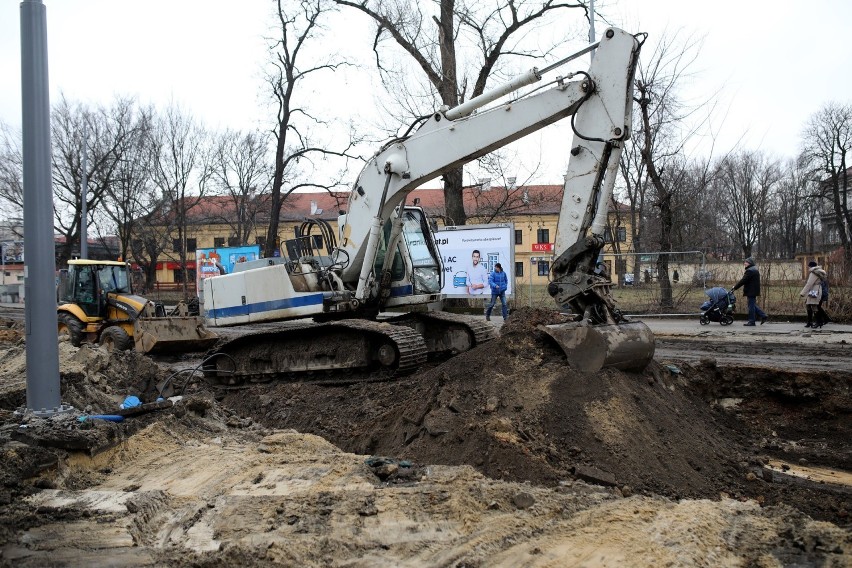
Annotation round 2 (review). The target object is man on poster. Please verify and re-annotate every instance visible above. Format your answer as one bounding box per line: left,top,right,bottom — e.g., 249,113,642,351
466,249,489,295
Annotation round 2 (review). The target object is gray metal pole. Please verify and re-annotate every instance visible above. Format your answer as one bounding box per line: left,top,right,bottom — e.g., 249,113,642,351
588,0,597,60
80,124,88,259
20,0,71,416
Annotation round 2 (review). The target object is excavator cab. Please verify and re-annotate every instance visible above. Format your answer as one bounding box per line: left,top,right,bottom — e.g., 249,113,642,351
373,207,443,299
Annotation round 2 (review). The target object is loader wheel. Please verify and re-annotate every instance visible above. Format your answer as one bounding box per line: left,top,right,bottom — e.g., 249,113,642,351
99,326,133,352
58,313,84,347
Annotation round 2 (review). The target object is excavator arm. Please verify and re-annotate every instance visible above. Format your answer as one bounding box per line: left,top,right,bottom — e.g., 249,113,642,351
336,27,652,372
338,28,642,308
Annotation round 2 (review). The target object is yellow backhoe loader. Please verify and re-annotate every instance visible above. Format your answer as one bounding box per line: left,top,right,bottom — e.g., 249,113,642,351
57,259,217,353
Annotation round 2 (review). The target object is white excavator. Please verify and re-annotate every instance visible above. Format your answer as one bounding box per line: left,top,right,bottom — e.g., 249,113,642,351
201,27,654,383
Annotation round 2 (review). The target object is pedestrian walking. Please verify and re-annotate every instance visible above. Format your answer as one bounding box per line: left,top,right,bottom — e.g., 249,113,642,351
485,263,509,321
800,261,828,328
731,257,768,326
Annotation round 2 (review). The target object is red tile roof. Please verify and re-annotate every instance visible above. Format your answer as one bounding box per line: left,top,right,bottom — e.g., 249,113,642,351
176,185,626,224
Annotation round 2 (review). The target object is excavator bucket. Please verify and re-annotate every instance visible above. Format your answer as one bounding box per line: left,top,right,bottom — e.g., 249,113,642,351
133,316,218,354
539,321,655,373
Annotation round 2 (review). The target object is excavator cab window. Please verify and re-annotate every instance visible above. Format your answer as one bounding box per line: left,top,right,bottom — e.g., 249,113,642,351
400,208,442,294
374,220,407,281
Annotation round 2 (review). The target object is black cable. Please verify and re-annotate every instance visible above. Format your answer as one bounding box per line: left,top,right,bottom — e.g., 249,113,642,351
156,352,237,398
568,71,609,143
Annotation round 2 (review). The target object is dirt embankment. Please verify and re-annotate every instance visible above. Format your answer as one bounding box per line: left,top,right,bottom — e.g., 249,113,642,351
221,308,851,526
0,312,849,566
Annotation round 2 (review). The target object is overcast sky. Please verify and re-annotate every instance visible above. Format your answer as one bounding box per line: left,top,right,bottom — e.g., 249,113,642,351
1,1,851,185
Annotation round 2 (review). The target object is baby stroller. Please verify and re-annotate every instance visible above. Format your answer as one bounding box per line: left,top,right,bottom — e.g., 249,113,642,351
700,286,735,325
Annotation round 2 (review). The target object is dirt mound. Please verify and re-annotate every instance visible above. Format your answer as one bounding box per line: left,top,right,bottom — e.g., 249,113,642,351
0,316,849,563
225,320,740,499
219,308,850,525
499,305,574,334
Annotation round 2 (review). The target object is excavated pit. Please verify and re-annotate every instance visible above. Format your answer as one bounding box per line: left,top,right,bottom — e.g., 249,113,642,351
217,307,852,526
0,311,850,566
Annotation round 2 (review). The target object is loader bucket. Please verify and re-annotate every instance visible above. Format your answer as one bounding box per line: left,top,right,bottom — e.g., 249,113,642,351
540,320,655,373
133,316,218,354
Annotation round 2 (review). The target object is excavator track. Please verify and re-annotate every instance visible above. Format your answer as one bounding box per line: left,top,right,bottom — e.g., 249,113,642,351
202,320,427,386
382,311,498,358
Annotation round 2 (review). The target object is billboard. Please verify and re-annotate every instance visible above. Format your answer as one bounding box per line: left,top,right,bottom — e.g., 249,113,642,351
434,223,514,298
195,245,261,294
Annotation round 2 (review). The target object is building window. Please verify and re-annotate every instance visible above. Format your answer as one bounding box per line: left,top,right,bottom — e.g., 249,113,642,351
536,228,549,243
604,226,626,243
172,238,197,252
214,237,225,248
228,236,240,247
515,230,523,245
537,260,550,276
515,262,524,277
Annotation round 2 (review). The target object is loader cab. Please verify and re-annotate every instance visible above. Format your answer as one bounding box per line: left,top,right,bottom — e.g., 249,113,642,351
60,260,131,318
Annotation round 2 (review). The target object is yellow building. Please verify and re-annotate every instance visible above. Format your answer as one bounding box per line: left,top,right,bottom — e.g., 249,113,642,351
134,185,635,289
135,193,345,289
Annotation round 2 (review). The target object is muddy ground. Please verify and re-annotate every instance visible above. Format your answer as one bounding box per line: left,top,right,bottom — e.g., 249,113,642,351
0,309,849,566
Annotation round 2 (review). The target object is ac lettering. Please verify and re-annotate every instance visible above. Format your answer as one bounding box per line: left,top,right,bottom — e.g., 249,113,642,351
443,256,456,263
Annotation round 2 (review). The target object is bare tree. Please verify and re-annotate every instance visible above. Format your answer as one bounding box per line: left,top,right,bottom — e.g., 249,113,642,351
51,96,146,264
0,122,24,222
150,104,213,296
333,0,588,226
211,129,273,246
264,0,359,258
618,131,649,275
129,205,174,293
770,156,813,258
627,31,712,306
802,101,852,263
96,98,155,260
715,150,780,258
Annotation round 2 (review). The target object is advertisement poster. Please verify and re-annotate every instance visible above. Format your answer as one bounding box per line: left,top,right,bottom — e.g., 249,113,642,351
195,245,261,294
433,223,514,299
